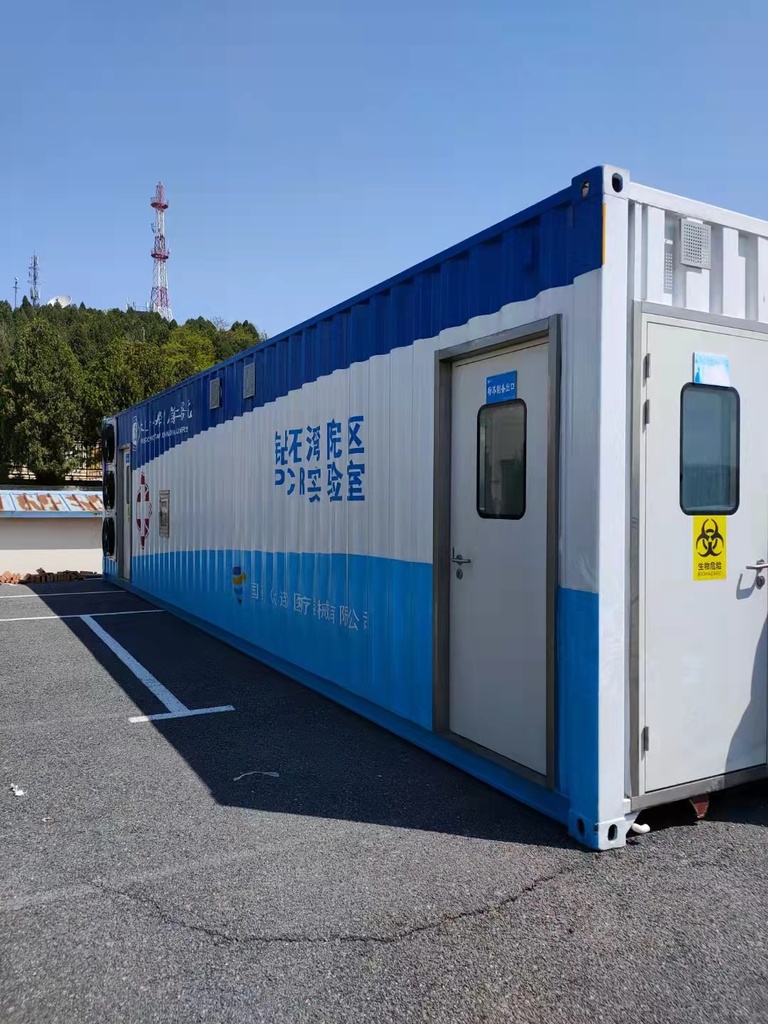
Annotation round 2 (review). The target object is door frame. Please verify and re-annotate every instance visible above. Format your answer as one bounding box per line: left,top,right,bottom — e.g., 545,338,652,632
118,445,132,581
432,315,562,788
629,302,768,810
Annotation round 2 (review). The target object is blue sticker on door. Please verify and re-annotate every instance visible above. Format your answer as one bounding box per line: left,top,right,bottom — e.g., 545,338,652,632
486,370,517,404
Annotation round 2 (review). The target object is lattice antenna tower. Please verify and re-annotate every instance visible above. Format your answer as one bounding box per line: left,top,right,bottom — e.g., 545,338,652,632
28,254,40,306
149,182,172,321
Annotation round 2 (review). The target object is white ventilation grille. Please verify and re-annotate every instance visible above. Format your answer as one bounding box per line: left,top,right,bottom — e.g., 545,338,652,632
664,239,675,294
209,377,222,410
243,362,256,399
680,219,712,269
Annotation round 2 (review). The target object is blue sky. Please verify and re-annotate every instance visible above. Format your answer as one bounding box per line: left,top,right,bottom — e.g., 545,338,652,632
0,0,765,336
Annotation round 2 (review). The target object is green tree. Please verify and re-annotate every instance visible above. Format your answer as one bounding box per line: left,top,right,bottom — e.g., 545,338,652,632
162,326,216,382
213,319,266,362
0,300,266,481
0,318,84,484
182,316,218,340
0,301,13,376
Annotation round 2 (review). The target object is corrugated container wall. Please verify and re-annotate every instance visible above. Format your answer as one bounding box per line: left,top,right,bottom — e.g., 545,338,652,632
104,165,768,849
107,167,603,734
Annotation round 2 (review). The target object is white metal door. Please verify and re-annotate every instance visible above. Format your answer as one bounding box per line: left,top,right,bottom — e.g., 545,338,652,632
449,340,549,775
642,318,768,792
119,448,131,580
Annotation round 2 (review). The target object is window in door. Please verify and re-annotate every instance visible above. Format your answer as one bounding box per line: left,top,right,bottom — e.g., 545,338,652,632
477,400,527,520
680,384,740,515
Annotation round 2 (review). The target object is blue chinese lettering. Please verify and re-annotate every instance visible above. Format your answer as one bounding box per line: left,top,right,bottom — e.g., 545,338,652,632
326,420,343,460
287,428,303,463
327,461,343,502
275,467,297,493
307,467,322,502
275,431,288,466
348,416,365,455
277,416,367,501
306,426,321,462
347,461,365,501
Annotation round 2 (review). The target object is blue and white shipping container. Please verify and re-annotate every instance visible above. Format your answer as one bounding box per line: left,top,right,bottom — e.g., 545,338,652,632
101,166,768,849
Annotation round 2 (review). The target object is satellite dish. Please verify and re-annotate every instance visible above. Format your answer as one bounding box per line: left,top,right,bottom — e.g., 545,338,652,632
46,295,72,308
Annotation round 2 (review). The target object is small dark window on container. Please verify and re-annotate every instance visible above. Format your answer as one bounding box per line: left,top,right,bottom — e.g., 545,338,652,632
477,400,527,519
680,383,740,515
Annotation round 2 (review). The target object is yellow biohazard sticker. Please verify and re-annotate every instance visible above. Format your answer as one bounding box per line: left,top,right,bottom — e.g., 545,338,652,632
693,516,727,581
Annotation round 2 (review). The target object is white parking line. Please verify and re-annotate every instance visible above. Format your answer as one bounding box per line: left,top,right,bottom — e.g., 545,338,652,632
0,609,164,623
0,589,120,600
82,615,188,713
128,706,236,723
81,615,235,724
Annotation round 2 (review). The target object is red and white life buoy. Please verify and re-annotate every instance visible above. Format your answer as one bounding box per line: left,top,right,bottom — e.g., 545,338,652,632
135,472,152,549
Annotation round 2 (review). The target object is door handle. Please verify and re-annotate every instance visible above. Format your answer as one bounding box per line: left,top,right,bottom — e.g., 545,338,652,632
746,560,768,589
451,552,472,566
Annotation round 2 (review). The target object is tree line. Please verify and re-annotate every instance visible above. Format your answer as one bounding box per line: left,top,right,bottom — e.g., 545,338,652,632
0,298,266,484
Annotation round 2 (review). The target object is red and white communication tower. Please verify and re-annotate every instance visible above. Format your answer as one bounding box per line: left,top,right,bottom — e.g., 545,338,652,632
149,182,172,321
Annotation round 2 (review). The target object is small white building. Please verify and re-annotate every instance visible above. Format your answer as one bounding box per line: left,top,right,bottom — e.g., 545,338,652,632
0,489,103,576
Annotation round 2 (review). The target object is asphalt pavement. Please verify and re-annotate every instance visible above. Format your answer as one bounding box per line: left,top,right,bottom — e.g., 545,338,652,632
1,581,767,1023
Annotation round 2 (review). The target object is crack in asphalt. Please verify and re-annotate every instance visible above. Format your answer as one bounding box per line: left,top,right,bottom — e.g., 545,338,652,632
92,866,574,947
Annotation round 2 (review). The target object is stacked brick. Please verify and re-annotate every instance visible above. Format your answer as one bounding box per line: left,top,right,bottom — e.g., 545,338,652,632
0,569,101,585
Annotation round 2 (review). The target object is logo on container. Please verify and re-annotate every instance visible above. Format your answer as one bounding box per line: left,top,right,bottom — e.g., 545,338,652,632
232,566,247,604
